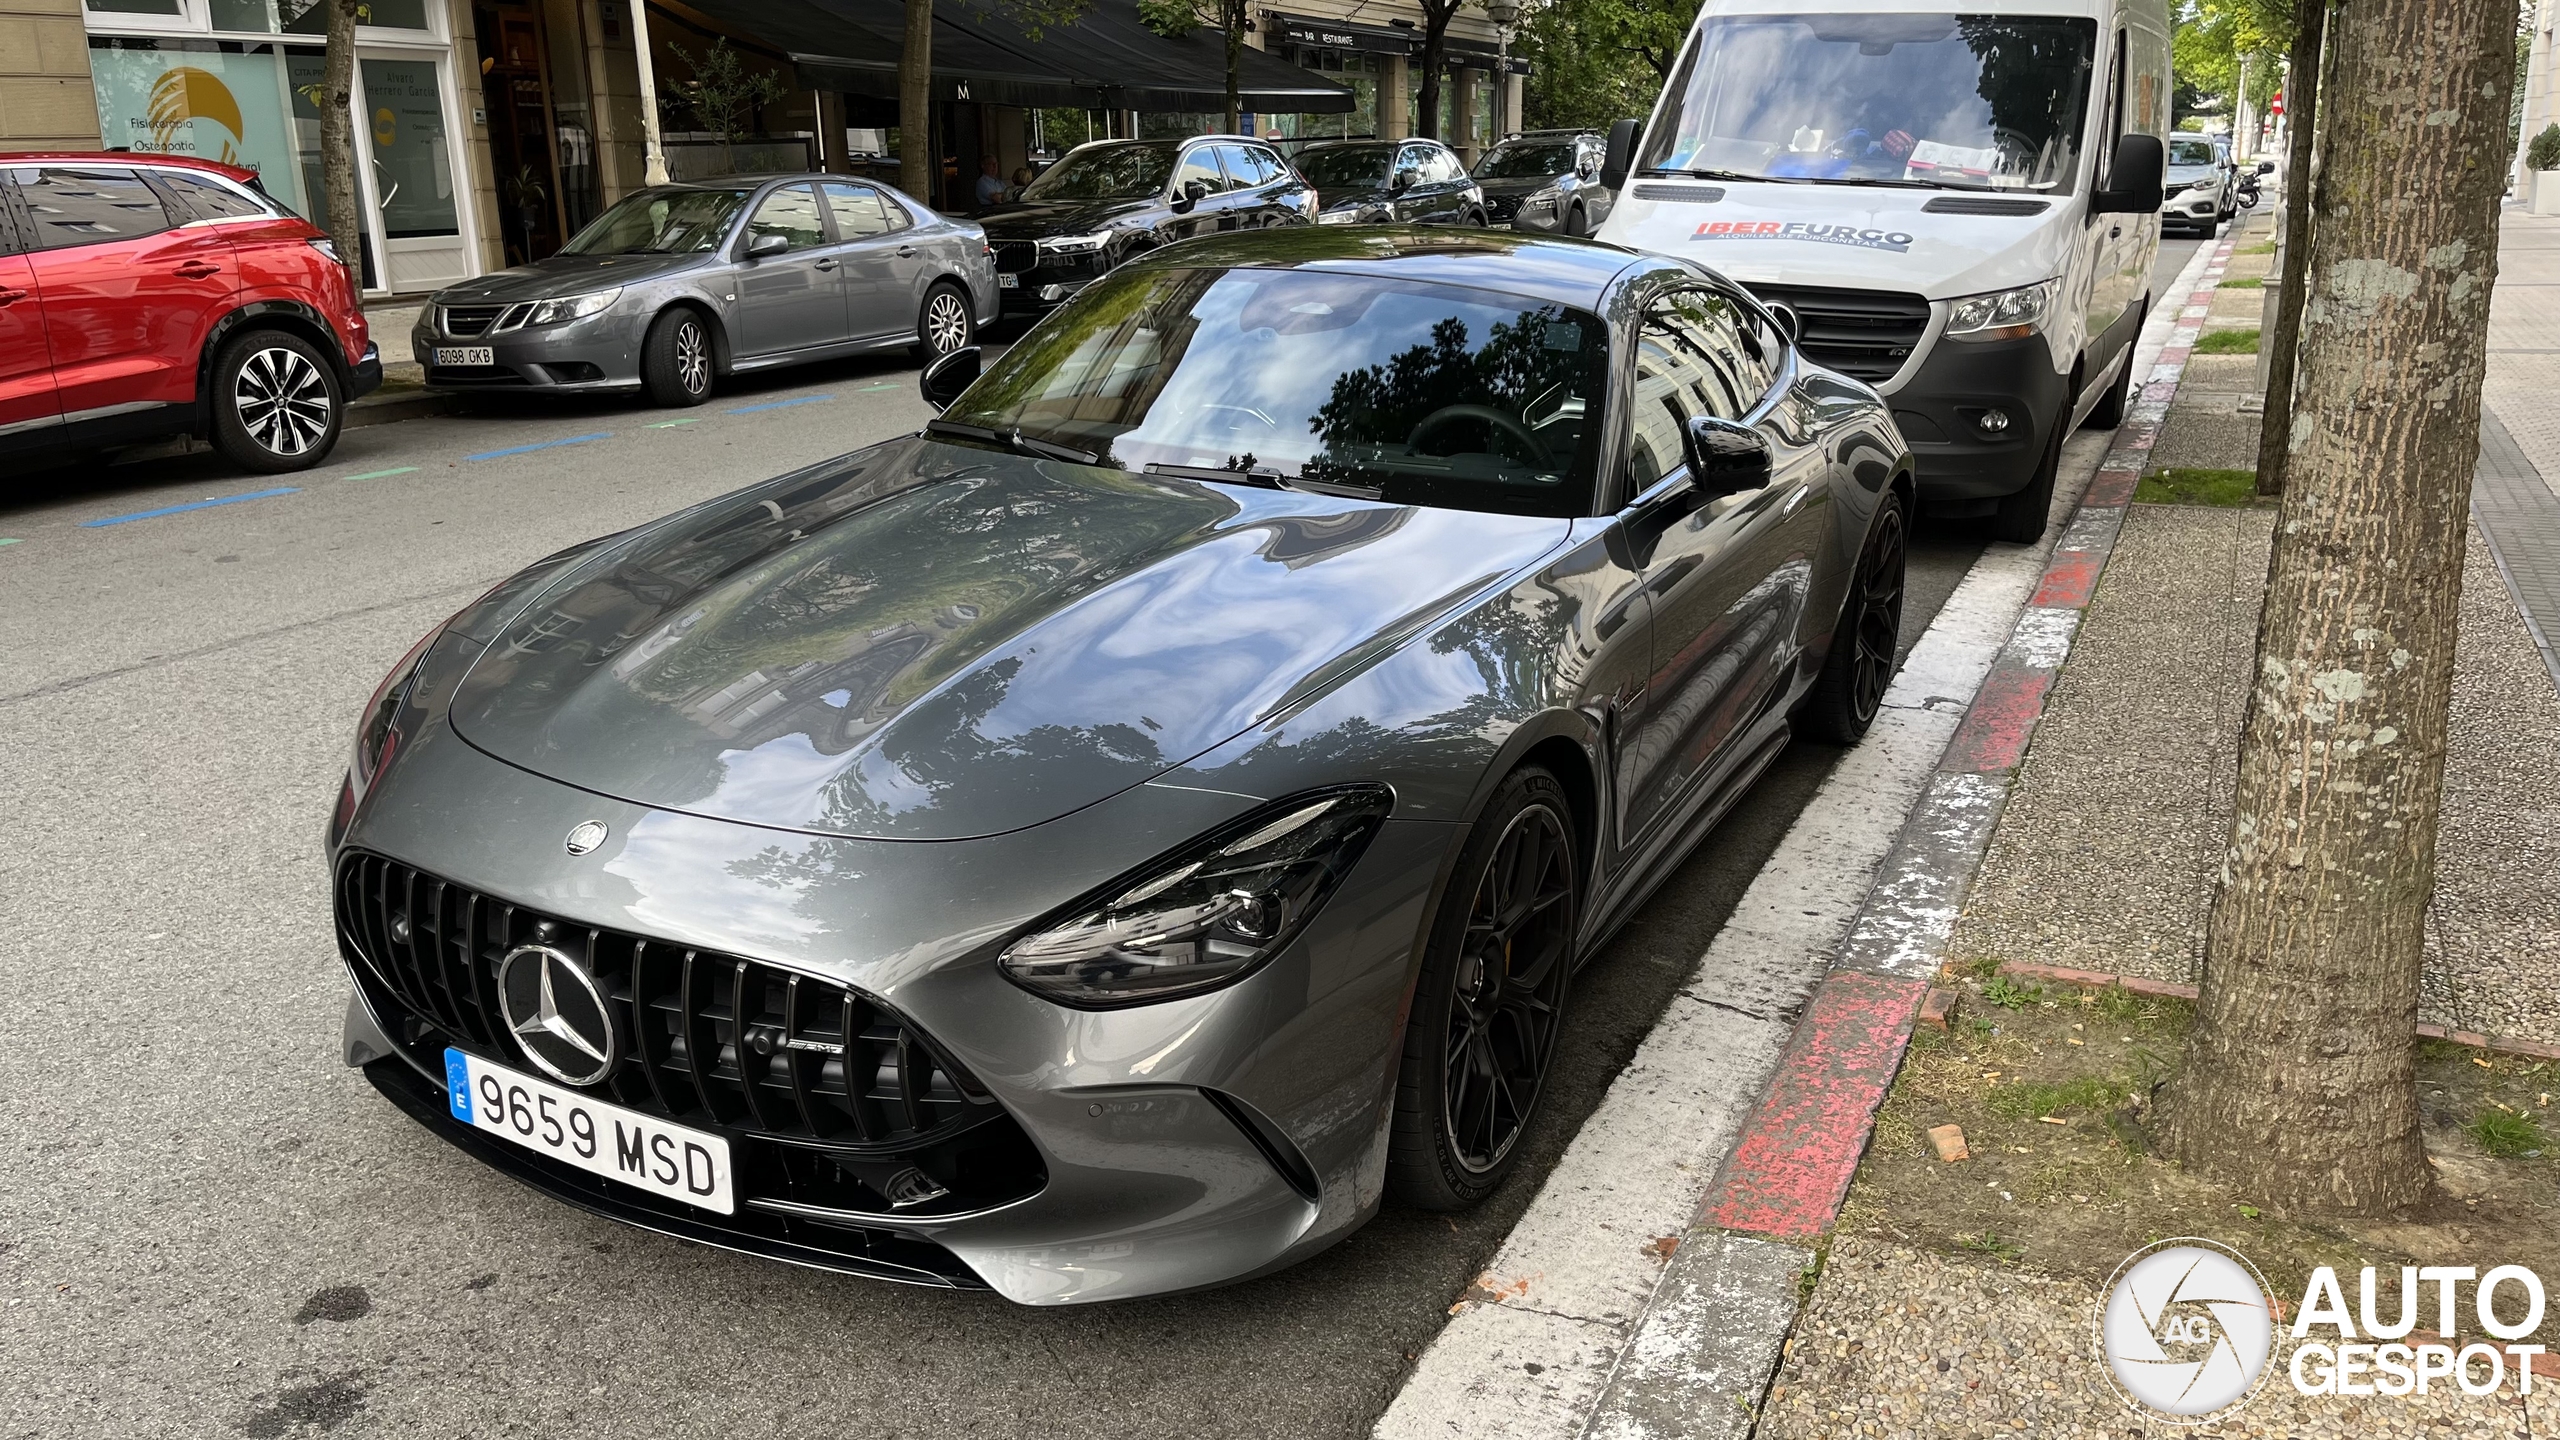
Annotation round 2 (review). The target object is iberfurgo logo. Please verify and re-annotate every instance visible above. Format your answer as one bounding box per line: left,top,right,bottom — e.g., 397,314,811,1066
2099,1239,2551,1422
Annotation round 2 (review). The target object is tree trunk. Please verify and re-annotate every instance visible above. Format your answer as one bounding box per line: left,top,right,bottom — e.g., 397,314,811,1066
2254,2,2332,497
901,0,934,206
319,0,362,280
2159,0,2518,1214
1417,15,1449,140
1225,0,1243,135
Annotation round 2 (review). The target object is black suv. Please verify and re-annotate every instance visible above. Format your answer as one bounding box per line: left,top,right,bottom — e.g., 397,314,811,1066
980,136,1313,315
1474,130,1616,236
1297,139,1487,227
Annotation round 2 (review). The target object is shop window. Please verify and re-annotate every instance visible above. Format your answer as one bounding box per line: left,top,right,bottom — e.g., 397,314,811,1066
86,0,184,13
87,38,328,222
361,57,459,238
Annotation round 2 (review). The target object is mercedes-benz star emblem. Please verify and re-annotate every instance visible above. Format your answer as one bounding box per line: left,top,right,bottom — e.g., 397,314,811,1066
497,944,618,1086
563,820,609,856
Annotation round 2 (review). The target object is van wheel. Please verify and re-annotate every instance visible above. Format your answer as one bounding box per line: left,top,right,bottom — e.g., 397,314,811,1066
1991,412,2067,544
640,309,713,407
209,329,341,473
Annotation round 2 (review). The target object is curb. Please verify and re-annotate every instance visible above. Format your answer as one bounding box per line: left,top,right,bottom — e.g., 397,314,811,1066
1583,232,2242,1438
346,387,459,430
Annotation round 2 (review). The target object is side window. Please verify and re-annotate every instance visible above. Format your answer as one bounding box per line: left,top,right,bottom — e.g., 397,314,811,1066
822,182,895,238
157,171,272,222
1250,148,1287,185
1216,145,1264,190
17,166,176,250
1628,288,1771,487
1437,150,1467,184
876,189,914,231
1174,147,1228,193
745,183,825,250
1395,146,1428,185
0,177,24,255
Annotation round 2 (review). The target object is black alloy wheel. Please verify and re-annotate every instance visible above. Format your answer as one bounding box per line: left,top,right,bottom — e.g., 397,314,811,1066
1796,488,1909,743
1387,768,1578,1209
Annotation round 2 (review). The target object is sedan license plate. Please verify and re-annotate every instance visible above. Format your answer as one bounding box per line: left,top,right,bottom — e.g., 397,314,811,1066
443,1047,734,1214
997,273,1019,289
434,345,493,366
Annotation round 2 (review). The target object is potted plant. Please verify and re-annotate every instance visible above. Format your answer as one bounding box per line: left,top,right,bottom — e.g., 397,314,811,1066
2530,123,2560,213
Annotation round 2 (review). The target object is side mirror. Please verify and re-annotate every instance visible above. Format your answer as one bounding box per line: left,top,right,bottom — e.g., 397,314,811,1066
1389,169,1413,192
1174,177,1211,210
1601,118,1639,190
1683,415,1771,496
2256,159,2276,175
745,232,790,260
1578,157,1599,180
919,345,981,412
2091,133,2164,214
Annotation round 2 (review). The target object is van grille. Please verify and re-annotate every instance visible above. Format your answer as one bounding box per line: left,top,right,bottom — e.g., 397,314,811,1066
1746,283,1931,384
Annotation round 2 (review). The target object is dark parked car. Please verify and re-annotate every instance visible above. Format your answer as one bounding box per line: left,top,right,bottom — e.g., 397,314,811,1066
332,228,1912,1305
1299,139,1487,227
979,136,1313,315
1,152,378,473
413,174,995,406
1476,129,1616,236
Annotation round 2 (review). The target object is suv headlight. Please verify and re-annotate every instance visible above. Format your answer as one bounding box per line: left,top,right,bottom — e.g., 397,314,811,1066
1038,230,1112,254
1520,187,1560,214
1944,281,2056,343
998,787,1392,1008
518,288,623,328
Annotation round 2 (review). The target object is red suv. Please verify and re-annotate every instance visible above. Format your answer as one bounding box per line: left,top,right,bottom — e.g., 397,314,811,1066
1,153,380,474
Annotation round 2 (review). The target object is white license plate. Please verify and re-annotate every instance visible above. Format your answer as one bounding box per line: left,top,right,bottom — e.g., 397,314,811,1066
997,273,1019,288
443,1047,735,1214
434,345,493,366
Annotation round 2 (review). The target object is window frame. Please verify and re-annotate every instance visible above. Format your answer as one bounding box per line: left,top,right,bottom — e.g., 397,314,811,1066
740,180,828,254
819,180,905,240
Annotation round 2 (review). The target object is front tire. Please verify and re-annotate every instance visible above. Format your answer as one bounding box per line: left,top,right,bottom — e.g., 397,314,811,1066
1386,768,1579,1211
640,308,713,407
1796,487,1908,743
1991,407,2067,544
2082,334,2138,432
1564,203,1586,238
209,328,341,473
916,282,975,361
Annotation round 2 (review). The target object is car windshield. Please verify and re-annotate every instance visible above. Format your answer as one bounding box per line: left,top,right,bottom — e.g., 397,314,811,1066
942,266,1611,517
2167,137,2218,168
1476,143,1576,179
560,187,749,254
1639,14,2097,191
1293,146,1394,190
1019,143,1179,201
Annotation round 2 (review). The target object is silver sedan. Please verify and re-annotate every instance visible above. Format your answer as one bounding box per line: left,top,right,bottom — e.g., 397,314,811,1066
412,174,997,405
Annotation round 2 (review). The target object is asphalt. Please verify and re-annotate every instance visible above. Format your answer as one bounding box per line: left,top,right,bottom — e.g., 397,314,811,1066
0,238,2203,1439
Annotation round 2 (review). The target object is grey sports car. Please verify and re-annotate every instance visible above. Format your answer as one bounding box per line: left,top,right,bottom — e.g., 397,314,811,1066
412,174,997,405
334,229,1913,1305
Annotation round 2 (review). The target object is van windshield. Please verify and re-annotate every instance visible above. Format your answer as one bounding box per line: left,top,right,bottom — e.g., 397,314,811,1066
1638,14,2098,192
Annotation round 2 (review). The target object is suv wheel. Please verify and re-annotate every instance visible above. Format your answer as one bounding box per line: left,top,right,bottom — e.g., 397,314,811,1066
640,309,713,407
209,329,341,473
917,282,974,360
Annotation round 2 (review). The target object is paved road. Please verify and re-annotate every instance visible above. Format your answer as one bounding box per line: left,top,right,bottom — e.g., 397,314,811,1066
0,238,2200,1439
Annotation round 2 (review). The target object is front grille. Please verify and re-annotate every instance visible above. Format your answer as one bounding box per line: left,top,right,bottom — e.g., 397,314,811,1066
991,241,1037,275
1485,194,1520,221
1747,282,1931,384
336,852,1045,1225
440,304,505,337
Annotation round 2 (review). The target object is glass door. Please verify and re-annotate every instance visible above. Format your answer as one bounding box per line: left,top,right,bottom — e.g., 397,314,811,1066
351,52,470,294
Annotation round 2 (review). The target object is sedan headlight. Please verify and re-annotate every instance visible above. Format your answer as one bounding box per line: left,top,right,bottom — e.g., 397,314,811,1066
515,287,623,328
1944,281,2057,343
1038,230,1112,254
354,627,439,787
998,787,1393,1008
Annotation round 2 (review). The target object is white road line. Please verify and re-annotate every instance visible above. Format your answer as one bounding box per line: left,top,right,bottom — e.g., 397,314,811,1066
1373,244,2227,1440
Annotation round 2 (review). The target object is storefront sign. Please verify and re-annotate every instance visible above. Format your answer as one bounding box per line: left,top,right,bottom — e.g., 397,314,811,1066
1272,14,1415,55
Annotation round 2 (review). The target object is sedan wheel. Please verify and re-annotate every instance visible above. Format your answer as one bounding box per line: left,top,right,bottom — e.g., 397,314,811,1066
1388,768,1578,1209
1795,488,1908,743
640,309,713,407
209,330,340,473
921,285,974,358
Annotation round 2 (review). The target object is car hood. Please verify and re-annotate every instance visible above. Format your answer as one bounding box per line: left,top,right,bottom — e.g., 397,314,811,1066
448,438,1571,841
431,252,701,304
978,197,1158,238
2165,165,2221,187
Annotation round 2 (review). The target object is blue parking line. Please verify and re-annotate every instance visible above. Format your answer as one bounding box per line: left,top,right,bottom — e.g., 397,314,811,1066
725,394,833,414
463,432,611,462
80,487,300,528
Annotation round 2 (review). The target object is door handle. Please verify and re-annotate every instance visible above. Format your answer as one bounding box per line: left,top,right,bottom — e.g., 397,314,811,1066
813,258,838,271
2109,225,2122,238
176,261,222,279
1780,485,1811,518
897,245,918,257
0,287,25,306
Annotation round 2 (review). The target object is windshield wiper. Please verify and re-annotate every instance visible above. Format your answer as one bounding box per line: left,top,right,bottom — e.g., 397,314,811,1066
924,419,1109,467
1144,461,1292,490
1638,167,1759,183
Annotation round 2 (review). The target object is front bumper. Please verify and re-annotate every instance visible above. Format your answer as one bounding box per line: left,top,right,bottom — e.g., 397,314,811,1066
333,710,1454,1304
1882,332,2069,504
348,342,383,400
992,250,1110,314
412,310,646,391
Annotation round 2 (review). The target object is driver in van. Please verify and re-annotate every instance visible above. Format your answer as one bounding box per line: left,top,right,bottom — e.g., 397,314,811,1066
1767,121,1918,179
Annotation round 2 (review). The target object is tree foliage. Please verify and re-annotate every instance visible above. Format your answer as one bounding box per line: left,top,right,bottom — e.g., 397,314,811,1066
1514,0,1681,131
666,37,789,141
2171,0,2287,129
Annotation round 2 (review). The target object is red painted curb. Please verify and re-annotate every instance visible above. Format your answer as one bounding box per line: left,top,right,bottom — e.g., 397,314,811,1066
2083,467,2141,508
1700,971,1929,1240
1992,961,2560,1062
1939,664,2053,774
2029,548,2105,608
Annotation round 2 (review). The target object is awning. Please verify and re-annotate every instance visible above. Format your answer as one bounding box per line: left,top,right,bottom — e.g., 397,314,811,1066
1267,12,1416,56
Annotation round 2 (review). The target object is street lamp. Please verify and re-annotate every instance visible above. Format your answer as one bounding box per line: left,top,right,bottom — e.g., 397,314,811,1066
1480,0,1522,140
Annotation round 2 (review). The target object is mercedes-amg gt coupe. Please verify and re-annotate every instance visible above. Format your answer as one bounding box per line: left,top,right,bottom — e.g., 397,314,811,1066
331,228,1914,1305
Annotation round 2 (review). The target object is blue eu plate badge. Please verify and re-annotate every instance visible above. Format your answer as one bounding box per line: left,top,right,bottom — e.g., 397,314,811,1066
445,1047,474,1122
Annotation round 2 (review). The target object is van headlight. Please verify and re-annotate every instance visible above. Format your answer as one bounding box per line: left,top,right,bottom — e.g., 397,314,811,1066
998,788,1392,1007
1944,281,2056,343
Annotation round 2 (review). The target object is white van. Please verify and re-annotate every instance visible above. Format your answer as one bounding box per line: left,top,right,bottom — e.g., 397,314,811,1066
1594,0,2170,541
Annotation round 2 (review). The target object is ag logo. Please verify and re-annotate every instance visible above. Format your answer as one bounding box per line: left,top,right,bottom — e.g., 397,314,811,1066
2097,1238,2276,1421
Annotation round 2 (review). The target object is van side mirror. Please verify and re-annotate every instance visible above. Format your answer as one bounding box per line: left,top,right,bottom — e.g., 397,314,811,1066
1601,118,1639,190
1683,415,1771,496
919,345,980,412
2092,134,2164,214
746,232,790,259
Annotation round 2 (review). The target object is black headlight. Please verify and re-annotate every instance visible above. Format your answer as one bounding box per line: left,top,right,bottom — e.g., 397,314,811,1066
352,626,438,787
998,787,1393,1008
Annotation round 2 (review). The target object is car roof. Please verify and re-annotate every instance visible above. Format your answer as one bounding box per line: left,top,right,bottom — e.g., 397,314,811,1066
1123,227,1662,312
3,150,262,184
1301,138,1449,151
